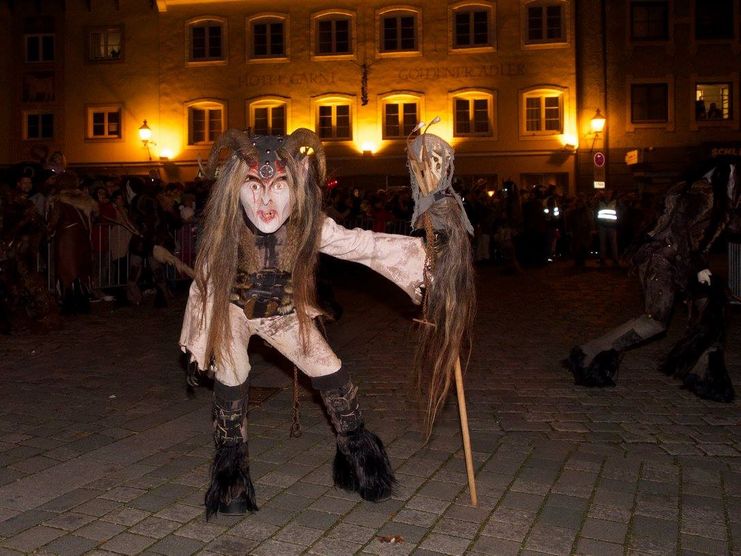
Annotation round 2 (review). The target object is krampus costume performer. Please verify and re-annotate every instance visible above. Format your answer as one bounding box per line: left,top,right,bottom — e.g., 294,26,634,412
567,160,740,402
180,127,473,518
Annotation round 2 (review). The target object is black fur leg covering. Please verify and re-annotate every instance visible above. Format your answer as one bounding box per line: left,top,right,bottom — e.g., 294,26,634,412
205,382,257,519
567,346,618,387
334,425,396,502
313,369,396,502
682,349,735,403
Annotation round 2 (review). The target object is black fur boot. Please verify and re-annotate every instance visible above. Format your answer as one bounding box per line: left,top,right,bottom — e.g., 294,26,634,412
567,346,618,387
314,369,395,502
205,382,257,519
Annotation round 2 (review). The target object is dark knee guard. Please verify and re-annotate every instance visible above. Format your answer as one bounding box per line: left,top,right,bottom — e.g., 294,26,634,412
205,381,257,519
313,369,395,502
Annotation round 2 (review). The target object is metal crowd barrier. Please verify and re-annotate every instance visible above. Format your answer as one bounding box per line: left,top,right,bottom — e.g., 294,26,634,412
39,217,411,292
730,241,741,302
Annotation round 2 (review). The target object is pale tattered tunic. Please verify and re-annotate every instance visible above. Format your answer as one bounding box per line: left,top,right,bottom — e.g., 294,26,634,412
180,216,426,386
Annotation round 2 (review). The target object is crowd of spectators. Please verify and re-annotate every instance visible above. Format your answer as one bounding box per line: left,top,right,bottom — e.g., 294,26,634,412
1,162,661,332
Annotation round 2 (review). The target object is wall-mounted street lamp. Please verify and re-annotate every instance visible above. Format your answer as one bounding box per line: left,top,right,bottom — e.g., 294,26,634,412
590,109,606,135
138,120,155,161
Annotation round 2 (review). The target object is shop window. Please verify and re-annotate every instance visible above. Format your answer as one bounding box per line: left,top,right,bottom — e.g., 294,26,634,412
453,93,493,136
452,5,493,48
631,83,668,123
695,83,732,121
87,106,122,139
383,99,419,138
23,112,54,140
89,26,123,61
250,16,286,58
630,1,669,41
25,34,55,62
380,11,417,52
695,0,734,40
314,14,353,55
315,100,352,140
188,102,224,144
188,19,225,62
522,89,563,134
249,99,287,135
524,1,565,44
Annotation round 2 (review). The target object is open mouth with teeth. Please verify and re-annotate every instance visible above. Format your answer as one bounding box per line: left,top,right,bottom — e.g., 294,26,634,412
257,209,277,222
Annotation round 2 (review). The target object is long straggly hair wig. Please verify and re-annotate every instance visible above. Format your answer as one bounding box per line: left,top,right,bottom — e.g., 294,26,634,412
194,128,326,370
407,126,476,439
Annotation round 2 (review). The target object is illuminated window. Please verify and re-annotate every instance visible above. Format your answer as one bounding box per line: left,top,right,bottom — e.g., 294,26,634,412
453,93,493,137
522,90,563,134
25,34,55,62
696,83,732,121
86,106,122,139
188,102,224,145
383,100,419,139
249,99,287,135
23,112,54,140
630,1,669,41
250,16,286,58
453,5,493,48
188,19,225,62
695,0,734,40
380,11,417,52
89,27,123,61
315,14,353,55
631,83,668,123
524,2,565,44
316,103,351,140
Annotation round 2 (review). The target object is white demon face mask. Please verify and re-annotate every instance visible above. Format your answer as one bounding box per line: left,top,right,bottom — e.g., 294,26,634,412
240,172,293,234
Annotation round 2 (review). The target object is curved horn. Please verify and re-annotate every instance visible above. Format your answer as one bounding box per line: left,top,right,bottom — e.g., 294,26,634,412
206,129,259,179
281,128,326,184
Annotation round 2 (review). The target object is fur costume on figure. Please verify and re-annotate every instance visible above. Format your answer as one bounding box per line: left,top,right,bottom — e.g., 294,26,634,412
181,128,436,518
406,123,476,438
567,159,739,401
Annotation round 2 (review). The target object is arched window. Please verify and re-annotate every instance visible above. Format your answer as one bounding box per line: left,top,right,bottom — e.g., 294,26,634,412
522,1,568,46
521,87,565,135
313,95,354,140
451,2,495,49
187,17,226,62
380,92,423,139
247,97,289,136
248,14,287,59
186,100,225,145
312,10,355,57
452,90,494,137
378,8,419,53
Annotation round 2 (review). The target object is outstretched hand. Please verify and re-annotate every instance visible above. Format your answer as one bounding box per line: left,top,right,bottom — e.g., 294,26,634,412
697,268,712,285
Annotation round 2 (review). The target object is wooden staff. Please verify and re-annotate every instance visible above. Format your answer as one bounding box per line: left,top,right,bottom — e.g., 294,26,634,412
412,155,478,507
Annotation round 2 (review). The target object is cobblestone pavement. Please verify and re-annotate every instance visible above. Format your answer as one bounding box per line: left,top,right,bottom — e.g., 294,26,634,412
0,259,739,556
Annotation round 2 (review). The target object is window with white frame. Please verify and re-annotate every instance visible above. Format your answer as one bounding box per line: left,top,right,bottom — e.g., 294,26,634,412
524,2,565,44
695,0,734,40
383,98,419,138
452,5,493,48
380,11,417,52
25,34,55,62
89,27,123,61
630,1,669,41
453,93,493,136
631,83,668,123
522,90,563,134
695,83,732,121
315,101,352,140
250,16,286,58
87,106,122,139
23,112,54,140
188,19,225,61
315,14,353,55
249,100,287,135
188,102,224,145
